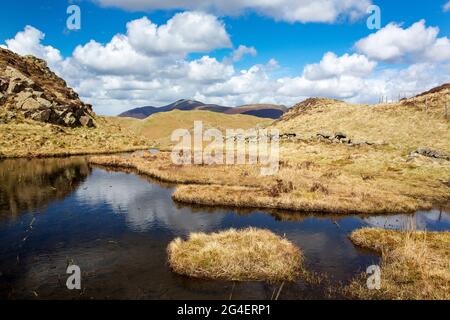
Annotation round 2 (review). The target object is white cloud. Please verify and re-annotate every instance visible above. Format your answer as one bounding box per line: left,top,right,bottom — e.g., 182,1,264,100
94,0,372,23
73,36,158,75
127,13,231,56
303,52,376,80
444,1,450,12
3,25,62,67
188,56,234,82
72,12,231,76
231,45,257,62
355,20,450,63
2,16,449,116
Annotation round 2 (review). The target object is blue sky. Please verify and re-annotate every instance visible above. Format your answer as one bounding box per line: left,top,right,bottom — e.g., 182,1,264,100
1,0,449,115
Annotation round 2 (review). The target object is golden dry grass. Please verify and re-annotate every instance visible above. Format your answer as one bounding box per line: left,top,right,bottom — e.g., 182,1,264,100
274,96,449,153
0,116,151,158
347,228,450,300
89,91,449,214
167,228,303,282
90,146,449,214
109,110,271,148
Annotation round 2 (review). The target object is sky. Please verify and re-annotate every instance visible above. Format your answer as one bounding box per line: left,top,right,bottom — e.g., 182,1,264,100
1,0,449,115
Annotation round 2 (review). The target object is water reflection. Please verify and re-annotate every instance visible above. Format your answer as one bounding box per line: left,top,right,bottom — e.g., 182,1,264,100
0,158,448,299
363,208,450,231
75,169,224,233
0,157,90,220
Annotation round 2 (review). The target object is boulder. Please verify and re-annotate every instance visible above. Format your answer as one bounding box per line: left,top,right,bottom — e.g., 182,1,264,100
31,109,52,122
20,98,42,111
80,115,94,128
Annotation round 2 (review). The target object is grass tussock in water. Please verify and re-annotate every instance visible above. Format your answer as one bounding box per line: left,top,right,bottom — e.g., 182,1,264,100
167,228,303,282
347,228,450,300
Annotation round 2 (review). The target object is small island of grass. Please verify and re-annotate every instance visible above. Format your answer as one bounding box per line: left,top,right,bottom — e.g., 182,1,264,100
167,228,303,282
347,228,450,300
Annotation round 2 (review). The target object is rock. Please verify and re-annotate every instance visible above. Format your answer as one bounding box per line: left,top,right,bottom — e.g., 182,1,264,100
0,48,96,128
350,140,368,146
0,77,8,93
36,97,52,108
317,132,333,139
31,109,52,122
7,80,27,94
63,112,77,127
280,133,297,141
79,115,94,128
316,131,376,147
334,132,347,140
20,97,42,111
411,147,450,160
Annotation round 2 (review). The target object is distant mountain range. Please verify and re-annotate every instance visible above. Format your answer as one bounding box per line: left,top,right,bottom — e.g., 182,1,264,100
119,99,288,120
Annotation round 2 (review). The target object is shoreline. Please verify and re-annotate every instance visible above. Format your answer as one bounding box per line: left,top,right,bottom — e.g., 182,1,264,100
87,154,449,215
0,146,154,160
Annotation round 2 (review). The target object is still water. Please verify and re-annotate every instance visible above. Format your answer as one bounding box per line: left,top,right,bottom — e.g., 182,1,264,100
0,157,448,299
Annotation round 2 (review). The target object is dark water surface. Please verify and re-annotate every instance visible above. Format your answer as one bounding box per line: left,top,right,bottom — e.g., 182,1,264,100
0,157,448,299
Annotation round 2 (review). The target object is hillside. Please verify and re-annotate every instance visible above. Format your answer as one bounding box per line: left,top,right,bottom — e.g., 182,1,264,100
273,85,449,152
94,83,449,215
111,110,272,148
119,100,287,120
0,48,150,158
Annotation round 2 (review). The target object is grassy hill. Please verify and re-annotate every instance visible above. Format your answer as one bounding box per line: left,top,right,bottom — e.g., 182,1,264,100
110,110,272,148
92,84,450,215
272,85,449,153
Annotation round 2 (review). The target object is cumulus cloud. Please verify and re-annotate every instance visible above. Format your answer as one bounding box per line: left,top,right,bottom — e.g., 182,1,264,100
355,20,450,63
303,52,376,80
93,0,372,23
126,12,231,56
72,12,231,76
2,14,449,116
188,56,234,82
231,45,257,62
2,25,62,67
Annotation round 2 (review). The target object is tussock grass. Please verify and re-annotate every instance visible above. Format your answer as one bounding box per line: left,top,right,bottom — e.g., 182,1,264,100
347,228,450,300
167,228,303,282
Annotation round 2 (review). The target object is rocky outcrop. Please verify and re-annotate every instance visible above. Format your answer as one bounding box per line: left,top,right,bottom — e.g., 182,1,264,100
0,48,95,127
